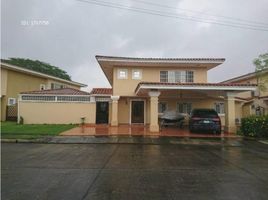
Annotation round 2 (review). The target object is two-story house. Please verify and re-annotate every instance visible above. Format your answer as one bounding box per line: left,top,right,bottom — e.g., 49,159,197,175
222,69,268,117
18,55,256,133
1,62,87,121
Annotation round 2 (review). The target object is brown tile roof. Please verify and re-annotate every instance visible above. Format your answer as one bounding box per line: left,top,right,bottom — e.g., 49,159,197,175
96,55,225,62
21,88,90,95
89,88,113,95
135,82,257,93
235,97,254,101
259,95,268,99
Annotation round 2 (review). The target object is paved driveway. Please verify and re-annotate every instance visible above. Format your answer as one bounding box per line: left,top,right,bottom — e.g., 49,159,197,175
2,141,268,200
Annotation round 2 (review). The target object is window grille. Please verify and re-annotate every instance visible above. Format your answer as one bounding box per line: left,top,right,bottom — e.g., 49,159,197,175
21,95,91,102
160,71,194,83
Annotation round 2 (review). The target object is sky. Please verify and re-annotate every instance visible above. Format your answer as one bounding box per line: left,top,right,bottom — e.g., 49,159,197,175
2,0,268,91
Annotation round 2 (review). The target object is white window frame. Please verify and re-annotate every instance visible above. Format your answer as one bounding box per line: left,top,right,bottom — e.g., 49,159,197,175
177,102,192,114
160,70,194,83
40,84,46,90
8,98,16,106
158,102,168,114
132,69,142,80
117,69,128,79
214,102,225,115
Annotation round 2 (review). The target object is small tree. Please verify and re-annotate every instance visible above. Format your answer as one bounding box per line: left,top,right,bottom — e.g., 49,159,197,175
253,52,268,92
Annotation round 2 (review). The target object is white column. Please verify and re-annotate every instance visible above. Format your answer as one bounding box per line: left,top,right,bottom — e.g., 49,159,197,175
224,92,237,133
148,91,161,132
111,96,120,126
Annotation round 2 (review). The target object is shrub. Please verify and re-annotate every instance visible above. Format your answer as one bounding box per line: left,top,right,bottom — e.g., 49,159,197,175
19,116,24,125
240,115,268,138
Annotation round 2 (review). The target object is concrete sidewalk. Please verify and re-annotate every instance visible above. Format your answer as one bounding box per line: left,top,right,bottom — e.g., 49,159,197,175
1,135,244,146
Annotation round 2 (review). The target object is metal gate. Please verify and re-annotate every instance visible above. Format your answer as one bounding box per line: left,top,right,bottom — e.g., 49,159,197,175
6,105,18,121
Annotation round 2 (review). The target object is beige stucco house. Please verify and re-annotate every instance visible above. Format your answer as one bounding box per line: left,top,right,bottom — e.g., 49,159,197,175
222,69,268,118
18,55,257,133
0,62,87,121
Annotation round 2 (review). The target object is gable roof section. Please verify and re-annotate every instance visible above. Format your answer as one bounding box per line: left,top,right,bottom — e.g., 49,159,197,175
221,69,268,83
21,88,90,95
1,62,87,87
89,88,113,95
135,82,257,94
95,55,226,85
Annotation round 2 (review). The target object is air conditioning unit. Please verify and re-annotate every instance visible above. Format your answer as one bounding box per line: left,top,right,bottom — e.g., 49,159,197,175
253,90,260,97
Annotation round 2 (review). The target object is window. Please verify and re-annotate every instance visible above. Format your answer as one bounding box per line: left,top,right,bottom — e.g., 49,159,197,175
160,71,194,83
117,69,128,79
177,103,192,114
160,71,168,82
215,102,225,114
186,71,194,82
158,102,167,113
40,84,46,90
51,83,64,89
132,69,142,79
8,98,16,106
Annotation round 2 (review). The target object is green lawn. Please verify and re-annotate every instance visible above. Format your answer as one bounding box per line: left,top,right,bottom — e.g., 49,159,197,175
1,122,77,139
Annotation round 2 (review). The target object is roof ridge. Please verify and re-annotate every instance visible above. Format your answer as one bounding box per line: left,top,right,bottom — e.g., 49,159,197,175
95,55,225,61
21,87,90,95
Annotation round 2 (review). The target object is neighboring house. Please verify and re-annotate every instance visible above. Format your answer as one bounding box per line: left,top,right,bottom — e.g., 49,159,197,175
18,55,256,133
222,69,268,118
0,62,87,121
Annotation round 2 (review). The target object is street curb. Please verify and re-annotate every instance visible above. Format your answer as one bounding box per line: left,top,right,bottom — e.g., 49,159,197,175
1,136,244,146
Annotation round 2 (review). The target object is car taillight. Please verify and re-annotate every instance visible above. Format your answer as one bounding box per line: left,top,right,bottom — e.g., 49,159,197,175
212,117,220,123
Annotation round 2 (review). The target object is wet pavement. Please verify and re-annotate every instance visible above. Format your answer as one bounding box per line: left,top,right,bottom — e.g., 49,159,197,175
1,141,268,200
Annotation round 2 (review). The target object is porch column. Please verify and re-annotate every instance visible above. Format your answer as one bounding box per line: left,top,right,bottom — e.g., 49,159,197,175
149,91,161,132
90,96,96,124
111,96,120,126
224,92,237,133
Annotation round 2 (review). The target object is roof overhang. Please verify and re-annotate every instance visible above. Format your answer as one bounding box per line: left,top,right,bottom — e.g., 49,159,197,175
95,55,225,85
135,82,256,96
1,62,87,87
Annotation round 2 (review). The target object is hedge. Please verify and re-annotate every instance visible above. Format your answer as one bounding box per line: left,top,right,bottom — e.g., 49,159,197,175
240,115,268,137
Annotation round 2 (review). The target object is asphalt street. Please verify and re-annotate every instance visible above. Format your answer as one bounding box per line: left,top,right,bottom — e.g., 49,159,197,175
2,141,268,200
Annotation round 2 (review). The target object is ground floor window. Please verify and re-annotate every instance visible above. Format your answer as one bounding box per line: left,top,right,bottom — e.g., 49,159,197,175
177,103,192,114
8,98,16,106
158,102,167,113
214,102,225,114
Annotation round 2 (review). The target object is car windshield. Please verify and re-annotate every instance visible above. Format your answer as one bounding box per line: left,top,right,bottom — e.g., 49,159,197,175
192,109,218,118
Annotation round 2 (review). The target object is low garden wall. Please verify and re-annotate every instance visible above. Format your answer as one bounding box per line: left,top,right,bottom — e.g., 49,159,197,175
19,101,96,124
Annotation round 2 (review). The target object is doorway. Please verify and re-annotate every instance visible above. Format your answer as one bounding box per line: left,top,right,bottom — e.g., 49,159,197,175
131,101,144,124
96,102,109,124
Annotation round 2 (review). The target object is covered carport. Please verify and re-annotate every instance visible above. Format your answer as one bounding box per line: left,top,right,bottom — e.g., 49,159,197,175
135,82,257,133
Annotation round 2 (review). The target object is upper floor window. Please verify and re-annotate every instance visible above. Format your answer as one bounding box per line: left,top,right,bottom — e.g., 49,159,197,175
132,69,142,80
160,71,194,83
8,98,16,106
214,102,225,114
117,69,128,79
177,102,192,114
51,83,65,89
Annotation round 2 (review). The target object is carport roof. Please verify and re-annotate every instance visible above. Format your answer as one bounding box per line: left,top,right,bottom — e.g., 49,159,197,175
135,82,257,94
20,88,91,95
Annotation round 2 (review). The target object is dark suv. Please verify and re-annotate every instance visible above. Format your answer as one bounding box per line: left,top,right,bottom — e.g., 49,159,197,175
189,109,221,134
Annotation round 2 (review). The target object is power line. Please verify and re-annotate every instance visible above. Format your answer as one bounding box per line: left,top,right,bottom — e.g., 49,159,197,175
132,0,268,26
76,0,268,32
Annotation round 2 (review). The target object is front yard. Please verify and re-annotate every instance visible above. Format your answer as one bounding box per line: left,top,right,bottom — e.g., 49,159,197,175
1,122,77,139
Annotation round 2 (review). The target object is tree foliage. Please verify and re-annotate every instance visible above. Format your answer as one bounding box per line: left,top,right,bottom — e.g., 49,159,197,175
1,58,71,81
253,52,268,92
254,52,268,72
